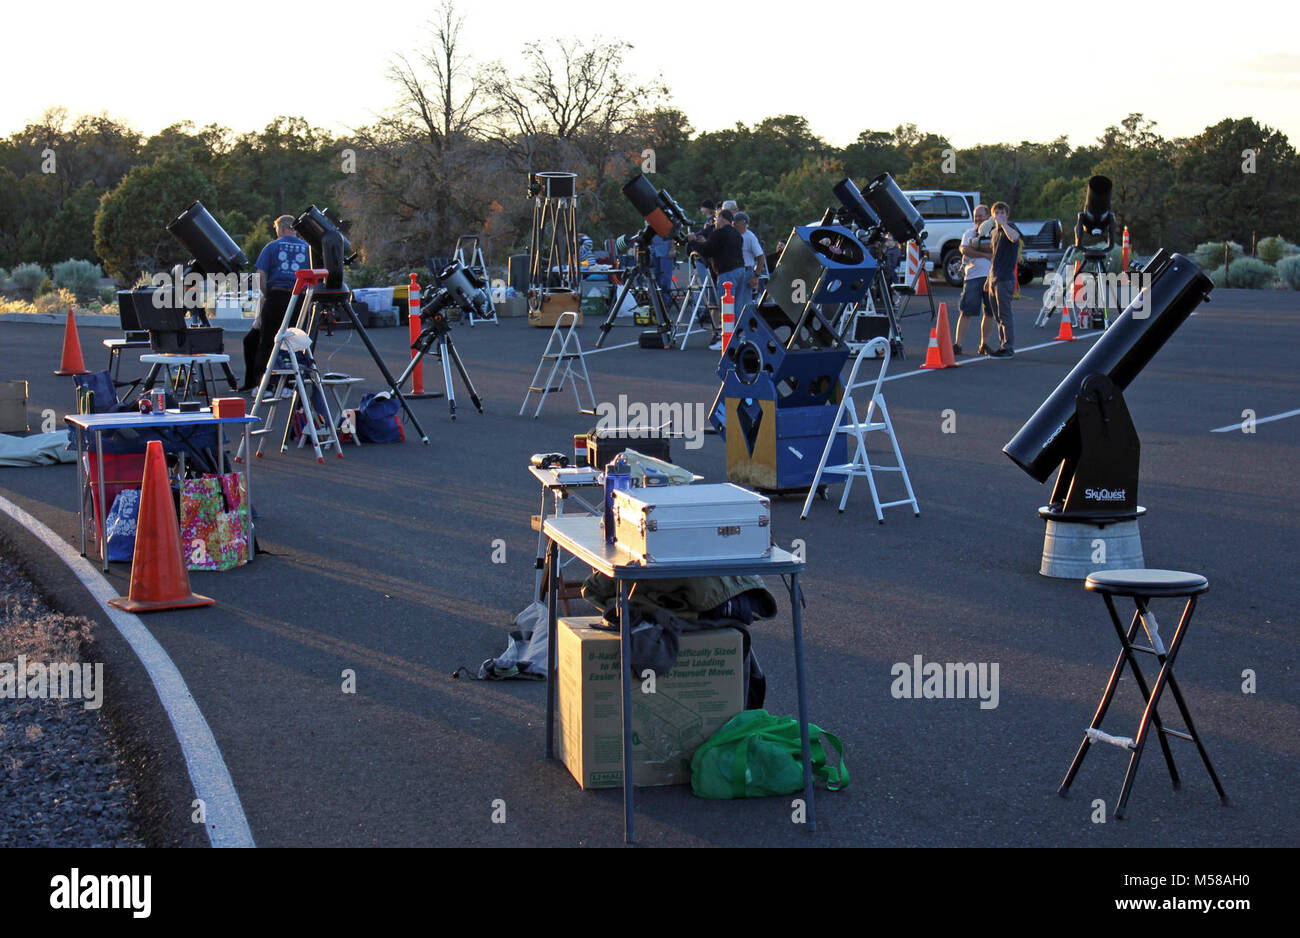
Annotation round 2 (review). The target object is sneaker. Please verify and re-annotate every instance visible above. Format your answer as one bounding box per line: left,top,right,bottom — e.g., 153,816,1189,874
990,347,1014,358
976,344,992,355
708,339,723,352
952,343,963,356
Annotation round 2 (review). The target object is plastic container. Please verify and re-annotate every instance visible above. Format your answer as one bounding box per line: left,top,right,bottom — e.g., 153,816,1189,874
603,454,633,543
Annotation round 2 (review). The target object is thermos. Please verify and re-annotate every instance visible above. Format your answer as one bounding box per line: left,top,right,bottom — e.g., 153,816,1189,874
603,454,632,544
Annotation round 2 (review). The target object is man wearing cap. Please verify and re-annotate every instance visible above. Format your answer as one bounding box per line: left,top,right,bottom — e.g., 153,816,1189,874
694,209,746,350
953,204,993,355
733,212,766,314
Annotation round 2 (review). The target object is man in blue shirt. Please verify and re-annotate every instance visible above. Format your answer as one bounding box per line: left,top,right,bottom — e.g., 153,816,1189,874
986,201,1020,358
241,215,310,389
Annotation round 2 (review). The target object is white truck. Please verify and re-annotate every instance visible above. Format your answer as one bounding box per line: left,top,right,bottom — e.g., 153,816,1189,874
901,189,980,287
902,188,1065,287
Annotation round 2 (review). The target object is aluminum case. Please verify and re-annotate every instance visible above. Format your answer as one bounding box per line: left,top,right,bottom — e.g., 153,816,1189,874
611,482,772,564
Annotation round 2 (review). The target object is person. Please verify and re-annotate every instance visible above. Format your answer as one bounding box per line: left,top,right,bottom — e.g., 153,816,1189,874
986,201,1020,357
953,204,994,355
650,233,675,292
691,199,716,289
693,209,745,352
733,212,766,314
242,215,309,390
882,233,902,283
577,233,595,265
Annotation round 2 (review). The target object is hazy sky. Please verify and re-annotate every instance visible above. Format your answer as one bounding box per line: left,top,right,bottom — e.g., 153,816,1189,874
4,0,1297,151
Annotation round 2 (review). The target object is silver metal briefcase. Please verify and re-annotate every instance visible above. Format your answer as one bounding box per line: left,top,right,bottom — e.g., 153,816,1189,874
611,483,772,564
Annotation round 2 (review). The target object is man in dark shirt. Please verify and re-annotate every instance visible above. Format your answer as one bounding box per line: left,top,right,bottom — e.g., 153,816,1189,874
694,209,746,314
241,215,310,389
986,201,1020,357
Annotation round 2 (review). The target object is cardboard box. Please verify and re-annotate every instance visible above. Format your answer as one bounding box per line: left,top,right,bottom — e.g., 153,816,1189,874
527,291,582,328
557,616,745,789
0,380,28,433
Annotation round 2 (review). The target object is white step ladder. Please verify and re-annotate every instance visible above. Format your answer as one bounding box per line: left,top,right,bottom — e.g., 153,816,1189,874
237,286,343,463
1036,244,1081,328
454,235,498,325
519,311,597,418
671,265,717,350
801,338,919,523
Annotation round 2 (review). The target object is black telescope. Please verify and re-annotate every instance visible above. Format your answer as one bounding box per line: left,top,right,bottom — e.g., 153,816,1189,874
864,172,927,245
167,201,247,275
1075,174,1116,250
831,178,882,235
1003,250,1212,483
293,205,354,290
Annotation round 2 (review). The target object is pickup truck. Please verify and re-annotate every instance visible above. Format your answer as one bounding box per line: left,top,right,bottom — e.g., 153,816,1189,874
901,188,1064,286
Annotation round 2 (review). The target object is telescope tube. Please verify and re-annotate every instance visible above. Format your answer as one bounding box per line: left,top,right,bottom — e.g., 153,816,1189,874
623,174,673,238
1002,250,1212,482
167,201,248,275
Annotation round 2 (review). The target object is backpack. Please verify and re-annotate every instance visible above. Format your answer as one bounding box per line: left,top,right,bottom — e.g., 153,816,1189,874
356,391,405,444
690,709,848,799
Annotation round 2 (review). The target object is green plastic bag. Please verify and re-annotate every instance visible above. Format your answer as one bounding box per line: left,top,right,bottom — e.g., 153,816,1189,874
690,709,849,799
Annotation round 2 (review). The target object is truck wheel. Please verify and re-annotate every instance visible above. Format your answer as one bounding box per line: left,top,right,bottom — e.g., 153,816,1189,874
1016,261,1035,287
942,248,964,287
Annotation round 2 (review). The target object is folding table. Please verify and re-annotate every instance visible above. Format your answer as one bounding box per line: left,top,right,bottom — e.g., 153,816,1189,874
542,514,815,843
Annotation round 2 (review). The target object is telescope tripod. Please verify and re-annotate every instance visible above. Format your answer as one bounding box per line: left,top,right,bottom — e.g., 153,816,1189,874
1072,250,1115,330
595,245,677,349
394,316,483,420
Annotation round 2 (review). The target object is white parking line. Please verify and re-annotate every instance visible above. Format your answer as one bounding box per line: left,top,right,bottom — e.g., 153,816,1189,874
1210,408,1300,433
0,495,256,848
880,330,1104,383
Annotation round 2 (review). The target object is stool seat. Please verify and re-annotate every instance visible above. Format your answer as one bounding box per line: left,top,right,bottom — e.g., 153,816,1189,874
1085,569,1208,597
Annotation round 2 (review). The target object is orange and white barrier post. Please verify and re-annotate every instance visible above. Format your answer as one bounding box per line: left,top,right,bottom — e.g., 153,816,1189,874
721,281,736,353
408,272,425,395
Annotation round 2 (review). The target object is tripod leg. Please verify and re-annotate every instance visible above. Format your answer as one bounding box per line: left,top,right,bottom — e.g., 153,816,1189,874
440,337,457,420
444,339,483,414
340,300,430,444
596,278,634,348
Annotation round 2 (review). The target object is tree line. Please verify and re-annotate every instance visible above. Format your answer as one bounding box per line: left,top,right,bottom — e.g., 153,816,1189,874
2,5,1297,285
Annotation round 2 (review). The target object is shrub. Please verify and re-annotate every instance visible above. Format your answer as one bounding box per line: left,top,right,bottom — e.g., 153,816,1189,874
36,276,54,296
52,259,105,299
1257,235,1288,265
99,286,117,304
10,262,46,295
1193,241,1244,271
1277,256,1300,290
347,264,389,289
1209,256,1276,289
33,288,78,315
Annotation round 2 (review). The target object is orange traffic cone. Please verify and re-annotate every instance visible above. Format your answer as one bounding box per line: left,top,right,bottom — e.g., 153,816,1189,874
54,309,90,376
1055,310,1075,341
109,440,214,613
915,268,929,296
919,328,945,369
935,302,960,367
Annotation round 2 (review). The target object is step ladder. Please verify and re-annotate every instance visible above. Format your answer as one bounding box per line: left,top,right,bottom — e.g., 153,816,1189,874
1036,244,1081,328
671,266,718,350
237,278,343,463
519,311,597,418
454,235,498,325
801,338,919,523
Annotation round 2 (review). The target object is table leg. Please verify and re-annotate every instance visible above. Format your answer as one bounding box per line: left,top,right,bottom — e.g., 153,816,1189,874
95,432,108,573
242,424,255,561
533,486,550,604
544,537,559,758
74,426,85,557
619,580,635,843
791,573,816,831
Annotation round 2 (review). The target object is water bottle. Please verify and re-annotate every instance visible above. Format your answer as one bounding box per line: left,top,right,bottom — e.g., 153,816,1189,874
603,454,632,544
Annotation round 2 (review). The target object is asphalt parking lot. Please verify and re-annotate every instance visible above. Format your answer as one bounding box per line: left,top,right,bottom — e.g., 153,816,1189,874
0,284,1296,849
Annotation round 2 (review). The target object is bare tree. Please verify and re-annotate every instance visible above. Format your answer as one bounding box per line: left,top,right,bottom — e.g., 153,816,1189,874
479,38,669,212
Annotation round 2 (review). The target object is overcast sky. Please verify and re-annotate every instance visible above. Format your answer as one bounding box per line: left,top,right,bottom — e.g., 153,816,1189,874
4,0,1297,151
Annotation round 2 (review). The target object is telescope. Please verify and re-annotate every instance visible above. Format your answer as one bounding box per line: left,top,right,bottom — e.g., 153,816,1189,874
1003,249,1212,576
167,201,248,275
620,173,692,247
1074,175,1116,253
292,205,356,290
